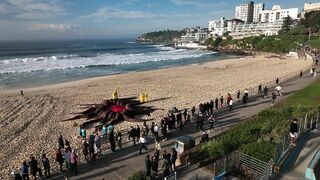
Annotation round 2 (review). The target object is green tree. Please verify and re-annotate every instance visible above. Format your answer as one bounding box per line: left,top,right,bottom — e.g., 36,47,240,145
212,37,223,49
281,16,294,33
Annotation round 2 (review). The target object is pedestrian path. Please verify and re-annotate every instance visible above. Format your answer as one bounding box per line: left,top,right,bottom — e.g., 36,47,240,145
50,69,319,180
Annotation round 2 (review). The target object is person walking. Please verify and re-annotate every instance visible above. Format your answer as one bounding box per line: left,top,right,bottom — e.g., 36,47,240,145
271,92,277,106
143,121,149,136
289,118,299,146
313,71,317,79
94,133,101,156
41,154,50,178
145,155,151,177
139,133,148,154
155,139,161,152
276,78,279,85
183,108,188,122
244,89,249,99
63,147,72,172
20,161,29,180
153,123,159,139
215,97,219,110
88,141,96,161
101,125,107,140
263,86,268,99
300,70,303,78
191,106,196,116
242,95,248,107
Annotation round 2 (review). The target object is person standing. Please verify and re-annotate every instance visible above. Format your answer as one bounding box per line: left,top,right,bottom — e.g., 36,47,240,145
145,155,151,177
143,121,149,136
115,130,123,150
183,108,188,122
150,156,158,180
209,100,214,115
88,141,95,161
28,156,38,180
139,133,148,154
276,78,279,85
162,154,170,178
102,125,107,140
171,148,178,172
219,95,224,109
55,148,64,172
94,133,101,156
236,90,241,102
70,150,78,175
79,125,86,139
58,135,64,150
155,139,161,152
244,89,249,99
153,123,159,139
82,140,89,162
129,126,137,146
229,98,233,111
136,125,141,139
109,129,116,152
258,84,262,94
314,71,317,80
191,106,196,116
63,147,72,172
20,161,29,180
300,70,303,78
208,114,215,129
215,97,219,110
41,154,50,178
176,112,182,128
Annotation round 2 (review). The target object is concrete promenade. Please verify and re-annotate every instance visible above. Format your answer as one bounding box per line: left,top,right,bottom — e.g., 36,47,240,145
51,66,319,180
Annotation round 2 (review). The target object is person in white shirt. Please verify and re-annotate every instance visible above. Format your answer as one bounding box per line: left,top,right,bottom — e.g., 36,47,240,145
139,133,148,154
275,85,283,96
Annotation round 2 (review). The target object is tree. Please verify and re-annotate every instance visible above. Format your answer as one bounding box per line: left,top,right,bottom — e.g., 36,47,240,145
212,37,223,49
281,16,294,33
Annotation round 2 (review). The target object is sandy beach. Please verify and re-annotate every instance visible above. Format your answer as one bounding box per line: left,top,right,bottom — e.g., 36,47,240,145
0,54,313,178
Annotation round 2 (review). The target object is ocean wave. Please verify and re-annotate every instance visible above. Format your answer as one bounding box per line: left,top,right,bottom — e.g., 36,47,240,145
0,50,215,74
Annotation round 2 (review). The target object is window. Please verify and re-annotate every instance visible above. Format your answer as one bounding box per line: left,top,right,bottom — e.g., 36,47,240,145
276,12,280,20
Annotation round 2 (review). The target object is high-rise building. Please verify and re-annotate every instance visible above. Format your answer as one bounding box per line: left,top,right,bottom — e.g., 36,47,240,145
235,1,254,22
259,5,299,23
235,2,264,23
253,3,265,22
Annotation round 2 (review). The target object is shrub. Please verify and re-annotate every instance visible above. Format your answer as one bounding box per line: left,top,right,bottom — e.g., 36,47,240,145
128,171,147,180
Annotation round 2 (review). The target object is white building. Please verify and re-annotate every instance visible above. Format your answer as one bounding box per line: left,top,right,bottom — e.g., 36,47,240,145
180,27,208,42
253,3,265,22
235,1,264,23
304,2,320,12
230,21,284,37
259,5,299,23
208,17,228,36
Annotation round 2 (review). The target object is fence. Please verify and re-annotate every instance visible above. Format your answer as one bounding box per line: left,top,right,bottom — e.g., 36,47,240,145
212,151,273,180
164,172,177,180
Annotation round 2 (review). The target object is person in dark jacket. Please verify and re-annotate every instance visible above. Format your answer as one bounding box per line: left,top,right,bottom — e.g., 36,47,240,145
289,118,299,146
28,156,38,180
191,106,196,116
109,130,116,152
200,131,209,143
145,155,151,177
171,148,178,172
150,156,158,180
129,126,137,146
215,97,219,110
41,154,50,177
242,95,248,107
162,156,170,178
209,100,214,115
58,135,64,149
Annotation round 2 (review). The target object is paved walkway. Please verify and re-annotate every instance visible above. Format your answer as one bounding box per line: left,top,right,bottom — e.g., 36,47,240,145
50,67,318,180
278,129,320,180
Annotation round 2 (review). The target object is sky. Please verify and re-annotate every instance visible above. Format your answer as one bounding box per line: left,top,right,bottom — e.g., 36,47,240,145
0,0,319,41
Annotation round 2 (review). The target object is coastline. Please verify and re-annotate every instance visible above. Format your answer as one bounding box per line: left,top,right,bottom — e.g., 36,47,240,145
0,54,313,178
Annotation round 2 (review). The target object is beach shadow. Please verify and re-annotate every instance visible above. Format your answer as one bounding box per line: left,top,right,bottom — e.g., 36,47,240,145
76,165,127,180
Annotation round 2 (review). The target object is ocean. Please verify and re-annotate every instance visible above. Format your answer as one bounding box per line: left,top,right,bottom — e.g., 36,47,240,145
0,39,229,89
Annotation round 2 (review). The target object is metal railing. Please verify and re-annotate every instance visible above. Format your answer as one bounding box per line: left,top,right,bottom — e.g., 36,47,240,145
212,151,273,180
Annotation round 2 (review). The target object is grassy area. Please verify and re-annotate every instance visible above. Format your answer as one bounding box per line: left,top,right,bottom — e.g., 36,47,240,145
200,79,320,162
280,79,320,107
309,38,320,49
